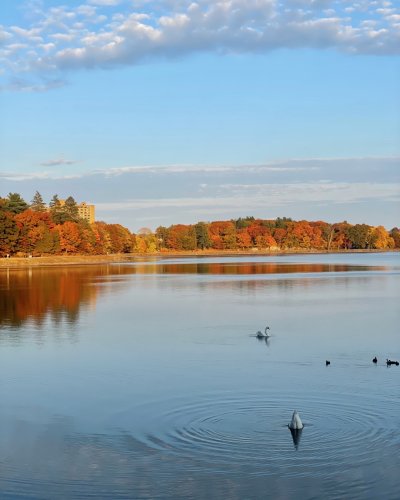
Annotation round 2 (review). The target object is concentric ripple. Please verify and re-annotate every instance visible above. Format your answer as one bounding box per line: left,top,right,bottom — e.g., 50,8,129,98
131,389,400,477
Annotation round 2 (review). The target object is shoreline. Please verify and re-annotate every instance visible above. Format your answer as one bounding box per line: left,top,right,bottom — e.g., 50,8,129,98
0,249,396,268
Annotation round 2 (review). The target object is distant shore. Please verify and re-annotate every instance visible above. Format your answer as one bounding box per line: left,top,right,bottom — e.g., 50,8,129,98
0,249,396,268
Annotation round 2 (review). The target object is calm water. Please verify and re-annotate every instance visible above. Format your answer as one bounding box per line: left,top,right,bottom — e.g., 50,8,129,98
0,253,399,499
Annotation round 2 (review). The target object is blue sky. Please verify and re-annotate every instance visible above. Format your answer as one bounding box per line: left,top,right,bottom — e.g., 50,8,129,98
0,0,399,231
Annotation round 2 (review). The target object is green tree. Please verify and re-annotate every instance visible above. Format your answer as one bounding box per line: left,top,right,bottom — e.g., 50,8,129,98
156,226,169,249
50,195,79,224
34,228,60,254
346,224,371,249
30,191,47,212
49,194,61,210
195,222,211,249
235,216,255,229
275,217,292,229
64,196,79,221
49,194,64,223
6,193,28,214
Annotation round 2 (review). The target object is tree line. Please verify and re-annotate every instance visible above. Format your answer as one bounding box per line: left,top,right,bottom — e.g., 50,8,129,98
0,192,399,256
0,192,134,256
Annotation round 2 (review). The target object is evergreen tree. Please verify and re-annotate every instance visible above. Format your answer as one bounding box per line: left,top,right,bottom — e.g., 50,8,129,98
30,191,46,212
49,194,65,224
49,194,79,224
195,222,211,249
64,196,79,222
49,194,61,210
6,193,28,214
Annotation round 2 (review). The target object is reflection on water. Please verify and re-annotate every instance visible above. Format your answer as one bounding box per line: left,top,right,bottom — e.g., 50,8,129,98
0,257,395,330
127,261,387,275
0,253,399,498
0,267,97,329
289,427,303,450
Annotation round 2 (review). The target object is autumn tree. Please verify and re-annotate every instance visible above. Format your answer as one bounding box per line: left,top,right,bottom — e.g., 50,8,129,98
0,209,19,256
273,227,287,248
370,226,394,249
245,220,276,248
107,224,134,253
166,224,197,251
209,221,236,250
389,228,400,248
236,228,252,249
14,210,54,255
92,221,113,254
76,220,97,254
56,221,81,253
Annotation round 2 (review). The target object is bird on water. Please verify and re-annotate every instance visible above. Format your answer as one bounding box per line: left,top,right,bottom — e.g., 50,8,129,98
288,410,304,430
256,326,271,339
326,360,330,366
372,356,377,364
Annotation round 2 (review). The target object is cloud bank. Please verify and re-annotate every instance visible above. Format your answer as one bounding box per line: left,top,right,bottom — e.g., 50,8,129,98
1,156,399,230
1,0,399,90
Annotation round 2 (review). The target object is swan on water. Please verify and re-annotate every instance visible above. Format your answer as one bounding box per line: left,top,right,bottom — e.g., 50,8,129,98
288,410,304,430
256,326,270,339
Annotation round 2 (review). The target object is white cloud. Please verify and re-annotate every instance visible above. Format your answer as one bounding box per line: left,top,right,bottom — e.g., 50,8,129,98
88,0,122,5
95,181,400,212
1,0,399,90
2,156,398,228
217,182,400,204
40,157,78,166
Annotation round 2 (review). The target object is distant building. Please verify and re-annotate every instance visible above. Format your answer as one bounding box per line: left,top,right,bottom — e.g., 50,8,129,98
77,202,95,224
58,199,95,224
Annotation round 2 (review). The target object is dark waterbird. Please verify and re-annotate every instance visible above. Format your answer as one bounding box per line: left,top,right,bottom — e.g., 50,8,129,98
326,360,331,366
372,356,377,363
386,359,399,366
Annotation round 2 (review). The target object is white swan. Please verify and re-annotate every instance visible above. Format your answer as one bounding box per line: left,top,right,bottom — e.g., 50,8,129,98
256,326,270,338
288,410,304,430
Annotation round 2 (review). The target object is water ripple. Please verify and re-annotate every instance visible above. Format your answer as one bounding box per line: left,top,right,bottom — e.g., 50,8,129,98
132,389,400,478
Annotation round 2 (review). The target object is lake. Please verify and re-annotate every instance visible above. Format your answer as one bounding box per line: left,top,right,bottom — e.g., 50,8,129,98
0,252,399,499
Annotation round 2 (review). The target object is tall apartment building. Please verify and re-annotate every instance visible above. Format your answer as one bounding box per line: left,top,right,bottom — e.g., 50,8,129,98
77,202,95,224
58,199,95,224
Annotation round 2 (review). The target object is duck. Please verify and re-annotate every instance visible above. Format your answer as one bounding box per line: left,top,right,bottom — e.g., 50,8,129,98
386,359,399,366
326,360,330,366
288,410,304,430
372,356,377,364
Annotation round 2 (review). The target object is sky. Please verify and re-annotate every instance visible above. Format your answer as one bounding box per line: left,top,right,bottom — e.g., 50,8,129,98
0,0,399,231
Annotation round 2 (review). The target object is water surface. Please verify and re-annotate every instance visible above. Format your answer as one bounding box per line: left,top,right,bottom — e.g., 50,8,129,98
0,253,399,499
